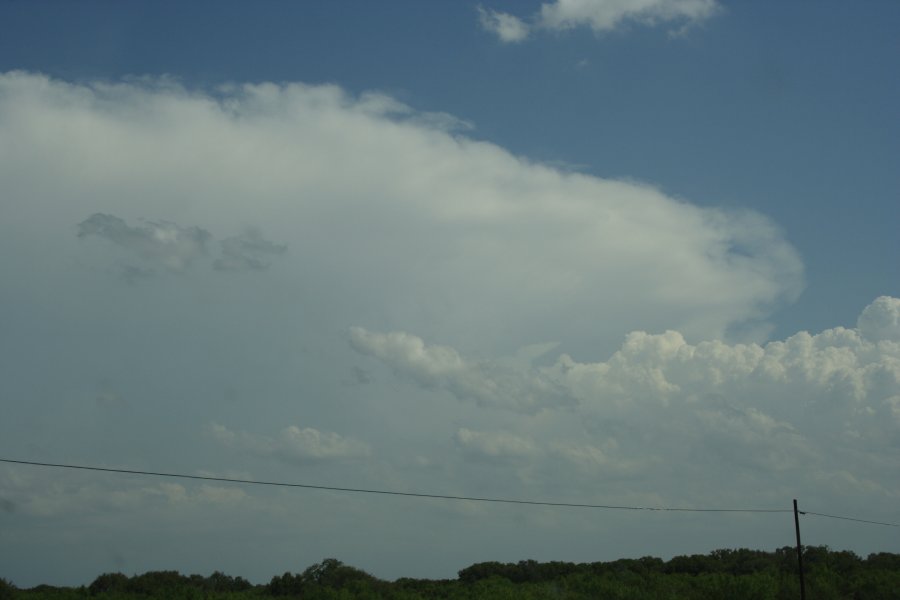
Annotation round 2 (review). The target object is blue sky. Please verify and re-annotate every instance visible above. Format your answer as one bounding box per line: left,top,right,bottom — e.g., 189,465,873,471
1,0,898,587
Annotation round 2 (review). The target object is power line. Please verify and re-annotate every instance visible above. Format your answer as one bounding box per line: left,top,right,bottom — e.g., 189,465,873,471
5,458,897,526
802,510,900,528
0,457,788,514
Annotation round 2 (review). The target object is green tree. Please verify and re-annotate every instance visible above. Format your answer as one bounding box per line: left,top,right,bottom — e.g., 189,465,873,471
88,572,128,596
0,578,17,600
300,558,377,590
267,571,304,596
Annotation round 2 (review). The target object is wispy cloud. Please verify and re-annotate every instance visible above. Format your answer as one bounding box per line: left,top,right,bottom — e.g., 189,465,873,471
77,213,211,273
455,428,541,462
478,6,530,43
349,327,574,413
0,465,247,518
208,423,371,465
77,213,286,278
214,228,287,272
480,0,720,43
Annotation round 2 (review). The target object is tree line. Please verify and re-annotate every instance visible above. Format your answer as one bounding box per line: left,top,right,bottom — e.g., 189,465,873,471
3,545,899,599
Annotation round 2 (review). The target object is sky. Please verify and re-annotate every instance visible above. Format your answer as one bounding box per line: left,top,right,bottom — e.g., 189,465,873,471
0,0,898,588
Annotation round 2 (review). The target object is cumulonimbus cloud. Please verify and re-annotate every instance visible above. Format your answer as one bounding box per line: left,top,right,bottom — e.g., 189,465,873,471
0,71,802,350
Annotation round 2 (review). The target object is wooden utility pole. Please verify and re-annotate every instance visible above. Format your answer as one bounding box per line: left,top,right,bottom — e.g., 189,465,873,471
793,499,806,600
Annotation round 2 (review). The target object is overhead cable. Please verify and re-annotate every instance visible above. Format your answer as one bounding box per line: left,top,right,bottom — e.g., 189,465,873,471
802,510,900,528
5,458,898,526
0,457,789,513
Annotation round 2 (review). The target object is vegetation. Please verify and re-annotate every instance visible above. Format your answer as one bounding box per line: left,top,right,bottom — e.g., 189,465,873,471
4,546,900,599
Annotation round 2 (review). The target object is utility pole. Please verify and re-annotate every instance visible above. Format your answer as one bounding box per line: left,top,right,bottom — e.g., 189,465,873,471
793,499,806,600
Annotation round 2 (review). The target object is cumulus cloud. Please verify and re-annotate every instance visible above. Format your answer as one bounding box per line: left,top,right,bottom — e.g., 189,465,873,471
208,423,371,465
349,327,574,413
857,296,900,343
480,0,720,42
353,297,900,505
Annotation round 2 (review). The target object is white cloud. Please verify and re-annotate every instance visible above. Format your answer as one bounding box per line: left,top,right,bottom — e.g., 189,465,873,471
349,327,573,413
480,0,720,42
0,464,248,518
353,297,900,507
541,0,719,32
208,423,371,465
9,71,883,582
857,295,900,343
455,427,540,460
478,7,530,43
0,72,802,352
454,427,651,477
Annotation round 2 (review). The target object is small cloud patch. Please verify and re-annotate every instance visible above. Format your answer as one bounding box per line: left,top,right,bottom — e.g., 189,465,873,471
77,214,286,279
214,228,287,272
